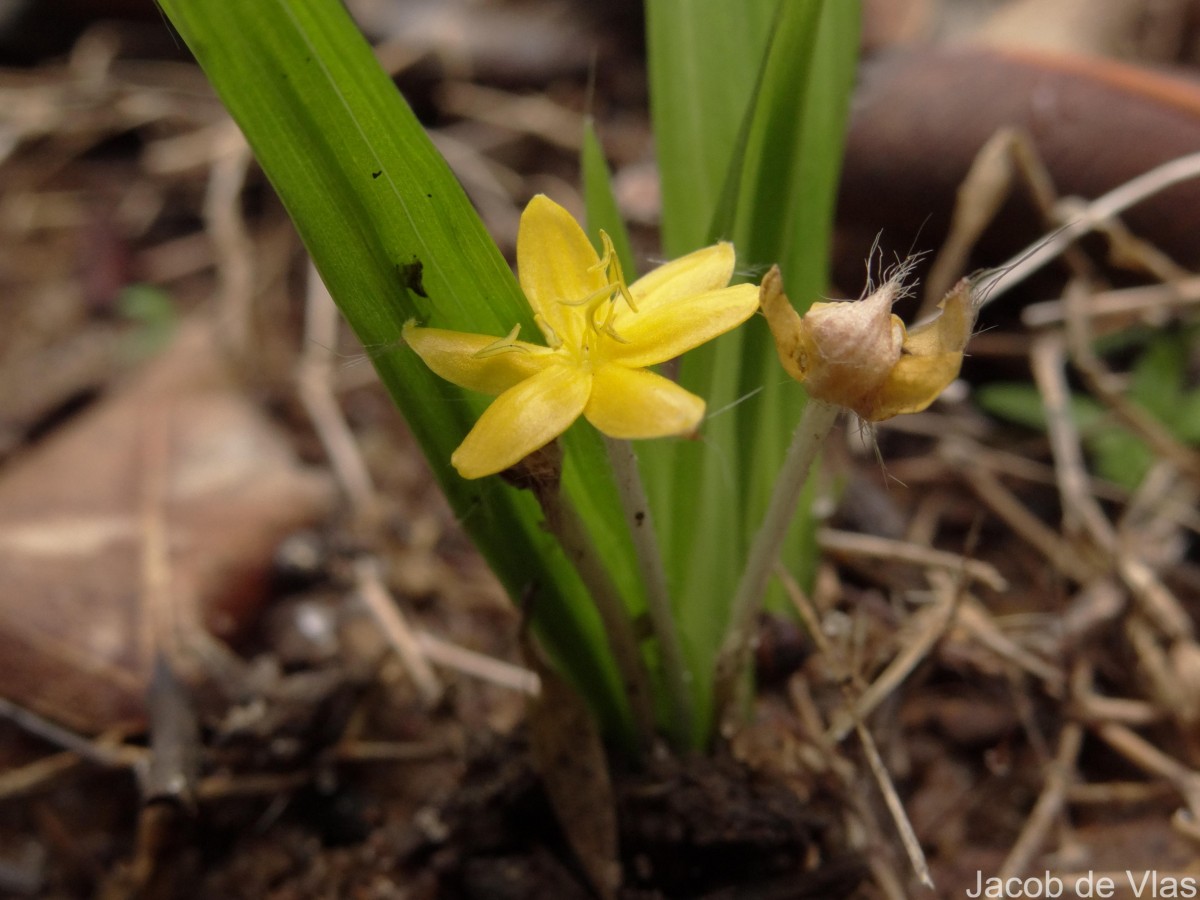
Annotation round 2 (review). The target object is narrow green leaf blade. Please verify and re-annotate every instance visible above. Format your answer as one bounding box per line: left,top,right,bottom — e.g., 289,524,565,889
159,0,634,740
581,119,636,277
646,0,777,256
642,0,860,742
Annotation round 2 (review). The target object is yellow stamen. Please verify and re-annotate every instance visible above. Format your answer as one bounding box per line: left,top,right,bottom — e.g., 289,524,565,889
600,232,637,313
534,313,562,349
472,323,528,358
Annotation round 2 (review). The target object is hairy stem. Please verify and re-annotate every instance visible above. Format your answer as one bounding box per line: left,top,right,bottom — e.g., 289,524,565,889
712,399,839,729
604,436,694,749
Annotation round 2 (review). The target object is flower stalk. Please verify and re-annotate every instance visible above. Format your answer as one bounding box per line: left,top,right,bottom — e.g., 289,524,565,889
712,396,839,728
603,435,693,748
505,444,658,750
713,264,978,729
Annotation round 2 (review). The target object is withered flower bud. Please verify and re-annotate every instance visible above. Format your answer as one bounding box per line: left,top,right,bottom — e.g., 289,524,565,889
761,266,976,422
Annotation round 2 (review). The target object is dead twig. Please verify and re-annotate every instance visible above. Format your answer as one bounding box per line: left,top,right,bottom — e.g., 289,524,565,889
979,150,1200,303
998,717,1083,878
817,527,1008,591
415,630,539,695
779,568,937,890
298,262,379,520
353,557,443,708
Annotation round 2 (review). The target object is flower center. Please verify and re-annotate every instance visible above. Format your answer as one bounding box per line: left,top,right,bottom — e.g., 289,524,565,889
561,230,636,347
472,231,635,365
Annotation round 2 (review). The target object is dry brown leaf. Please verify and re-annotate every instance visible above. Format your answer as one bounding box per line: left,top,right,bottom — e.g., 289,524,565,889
0,318,334,733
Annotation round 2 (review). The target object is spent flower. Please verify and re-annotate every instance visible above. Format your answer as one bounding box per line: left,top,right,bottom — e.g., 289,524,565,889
760,265,977,421
404,195,759,478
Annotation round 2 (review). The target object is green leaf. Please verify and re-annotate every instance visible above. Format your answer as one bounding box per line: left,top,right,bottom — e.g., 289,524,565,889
158,0,635,743
646,0,777,257
643,0,860,743
1130,331,1185,421
581,119,636,277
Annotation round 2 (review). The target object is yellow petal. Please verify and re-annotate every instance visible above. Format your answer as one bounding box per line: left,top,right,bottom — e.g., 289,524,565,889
403,321,555,396
451,363,591,478
583,365,705,439
517,195,604,349
606,283,760,368
759,265,807,383
859,279,976,421
628,242,737,314
863,351,964,421
903,278,974,358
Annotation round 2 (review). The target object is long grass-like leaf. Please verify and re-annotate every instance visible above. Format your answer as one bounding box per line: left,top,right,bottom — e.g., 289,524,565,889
159,0,636,742
644,0,860,742
646,0,777,257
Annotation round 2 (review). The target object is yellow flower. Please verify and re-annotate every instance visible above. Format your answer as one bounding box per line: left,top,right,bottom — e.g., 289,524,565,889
760,265,976,421
404,195,759,479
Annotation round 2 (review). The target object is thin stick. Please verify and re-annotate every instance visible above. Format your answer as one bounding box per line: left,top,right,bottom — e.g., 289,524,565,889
603,436,693,748
354,557,443,708
415,630,540,695
1030,333,1115,546
713,399,839,728
826,577,960,742
943,440,1099,584
817,527,1008,591
854,718,935,890
1094,721,1200,821
1060,280,1200,486
0,698,142,770
998,720,1083,878
1022,274,1200,329
978,151,1200,304
299,263,379,519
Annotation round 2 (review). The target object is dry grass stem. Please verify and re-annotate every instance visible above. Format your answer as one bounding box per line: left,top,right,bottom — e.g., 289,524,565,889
778,568,931,890
1061,280,1200,486
1076,692,1164,727
353,557,443,708
203,124,255,357
817,527,1008,591
827,584,961,743
1094,721,1200,825
415,630,540,695
943,440,1098,583
953,597,1064,689
439,82,584,151
298,264,380,520
1022,274,1200,330
854,718,934,889
0,698,143,771
1066,781,1175,805
979,150,1200,303
923,127,1093,312
0,752,84,801
998,720,1083,878
1030,333,1116,548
